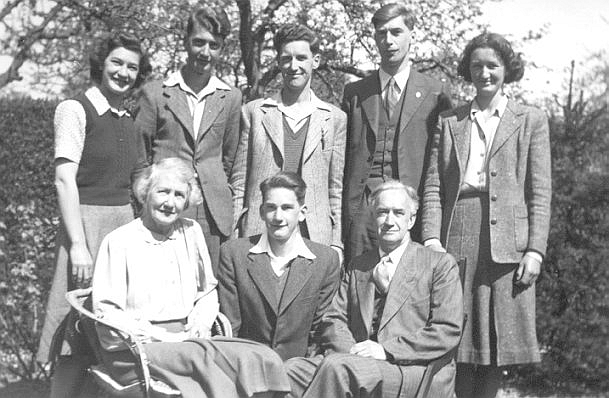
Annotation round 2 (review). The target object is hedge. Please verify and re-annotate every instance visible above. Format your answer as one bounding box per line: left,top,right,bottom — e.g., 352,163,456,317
0,98,58,382
0,96,608,393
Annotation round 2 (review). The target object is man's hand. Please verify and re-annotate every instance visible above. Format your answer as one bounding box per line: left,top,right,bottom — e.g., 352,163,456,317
350,340,386,360
70,243,93,288
514,252,541,287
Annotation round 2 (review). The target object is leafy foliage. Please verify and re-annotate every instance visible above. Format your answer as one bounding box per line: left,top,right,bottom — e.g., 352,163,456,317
509,65,609,394
0,98,57,382
0,0,487,101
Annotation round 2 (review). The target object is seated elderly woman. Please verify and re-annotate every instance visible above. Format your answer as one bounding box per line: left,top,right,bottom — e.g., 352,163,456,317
91,157,291,398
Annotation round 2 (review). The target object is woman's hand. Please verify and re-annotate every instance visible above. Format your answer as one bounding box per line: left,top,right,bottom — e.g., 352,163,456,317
70,242,93,288
186,324,212,339
185,311,212,339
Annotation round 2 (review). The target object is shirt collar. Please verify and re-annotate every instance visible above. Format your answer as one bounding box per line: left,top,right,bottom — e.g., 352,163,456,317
249,232,316,260
378,64,411,93
470,95,509,120
378,239,410,265
261,89,332,112
136,218,181,245
85,86,130,117
164,70,231,98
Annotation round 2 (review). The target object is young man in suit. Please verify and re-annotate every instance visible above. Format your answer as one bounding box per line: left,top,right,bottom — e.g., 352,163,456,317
134,6,242,272
288,180,463,398
342,3,452,261
231,24,346,263
218,172,340,363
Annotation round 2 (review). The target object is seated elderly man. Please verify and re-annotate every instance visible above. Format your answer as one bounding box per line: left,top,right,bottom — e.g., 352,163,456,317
92,158,291,398
289,180,463,398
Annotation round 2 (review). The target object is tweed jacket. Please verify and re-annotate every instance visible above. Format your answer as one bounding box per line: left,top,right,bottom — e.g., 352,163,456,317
342,70,452,238
217,235,340,361
421,100,552,263
321,241,463,396
230,97,346,247
134,79,242,236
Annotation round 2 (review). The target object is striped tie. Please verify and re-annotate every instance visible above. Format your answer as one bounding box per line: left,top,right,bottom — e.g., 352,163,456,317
373,256,392,294
384,77,399,119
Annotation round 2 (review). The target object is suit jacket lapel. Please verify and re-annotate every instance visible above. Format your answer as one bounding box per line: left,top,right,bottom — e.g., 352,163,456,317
489,100,522,158
261,106,285,161
164,87,195,140
197,90,226,143
450,106,472,175
360,71,382,138
246,252,279,314
355,251,378,336
302,108,329,163
379,243,421,331
278,257,314,315
397,71,428,134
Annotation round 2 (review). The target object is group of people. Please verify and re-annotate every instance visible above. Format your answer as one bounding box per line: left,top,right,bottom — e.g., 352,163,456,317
36,2,551,398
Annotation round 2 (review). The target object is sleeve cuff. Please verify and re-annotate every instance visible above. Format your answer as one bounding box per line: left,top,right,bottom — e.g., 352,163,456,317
424,238,442,247
525,250,543,263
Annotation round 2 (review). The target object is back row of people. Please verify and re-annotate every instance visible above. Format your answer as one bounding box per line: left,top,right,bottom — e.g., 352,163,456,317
37,2,551,398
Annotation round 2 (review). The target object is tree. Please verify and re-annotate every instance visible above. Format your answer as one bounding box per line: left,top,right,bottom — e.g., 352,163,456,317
0,0,487,102
509,60,609,394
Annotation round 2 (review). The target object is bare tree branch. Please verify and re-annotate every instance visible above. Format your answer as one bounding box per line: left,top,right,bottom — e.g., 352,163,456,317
0,2,64,88
314,69,340,103
318,62,372,79
259,64,279,90
0,0,23,21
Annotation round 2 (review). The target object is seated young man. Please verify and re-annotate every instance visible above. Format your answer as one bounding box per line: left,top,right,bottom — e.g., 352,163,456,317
288,180,463,398
218,172,340,363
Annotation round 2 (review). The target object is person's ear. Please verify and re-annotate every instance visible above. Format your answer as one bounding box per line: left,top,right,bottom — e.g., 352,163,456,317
407,211,417,231
312,53,321,70
298,204,307,222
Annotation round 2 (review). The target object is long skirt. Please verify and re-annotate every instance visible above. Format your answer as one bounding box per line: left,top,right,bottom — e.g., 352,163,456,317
36,204,133,363
446,194,540,366
105,337,291,398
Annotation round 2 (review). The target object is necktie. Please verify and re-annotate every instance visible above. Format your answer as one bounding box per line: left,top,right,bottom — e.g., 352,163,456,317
384,77,399,119
373,256,392,294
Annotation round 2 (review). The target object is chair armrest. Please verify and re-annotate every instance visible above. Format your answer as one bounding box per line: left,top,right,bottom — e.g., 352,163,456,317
66,288,152,394
212,312,233,338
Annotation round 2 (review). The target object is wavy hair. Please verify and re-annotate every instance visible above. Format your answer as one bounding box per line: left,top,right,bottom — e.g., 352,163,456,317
457,32,525,84
89,31,151,89
132,158,202,210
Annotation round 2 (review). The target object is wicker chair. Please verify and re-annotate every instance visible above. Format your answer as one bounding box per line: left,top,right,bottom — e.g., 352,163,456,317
65,288,232,398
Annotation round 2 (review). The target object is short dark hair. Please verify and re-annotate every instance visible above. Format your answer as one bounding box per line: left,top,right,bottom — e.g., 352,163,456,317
457,32,525,84
372,3,416,31
89,32,151,89
259,171,307,205
273,24,320,55
186,6,231,40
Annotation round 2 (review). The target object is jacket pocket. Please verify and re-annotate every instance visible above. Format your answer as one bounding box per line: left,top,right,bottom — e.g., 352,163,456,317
513,205,529,251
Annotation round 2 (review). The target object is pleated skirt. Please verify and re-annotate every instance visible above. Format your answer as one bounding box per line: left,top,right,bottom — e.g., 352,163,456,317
446,195,540,366
36,204,134,363
105,337,291,398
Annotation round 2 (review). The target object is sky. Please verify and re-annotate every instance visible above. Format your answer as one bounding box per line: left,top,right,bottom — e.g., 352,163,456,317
480,0,609,101
1,0,608,100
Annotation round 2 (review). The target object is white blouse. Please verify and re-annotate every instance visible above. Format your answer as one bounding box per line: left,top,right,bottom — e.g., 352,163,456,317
92,217,218,350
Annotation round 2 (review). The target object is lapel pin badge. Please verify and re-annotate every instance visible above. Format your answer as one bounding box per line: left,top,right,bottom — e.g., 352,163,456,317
415,91,422,98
